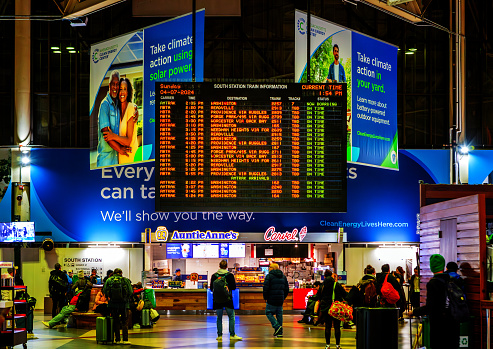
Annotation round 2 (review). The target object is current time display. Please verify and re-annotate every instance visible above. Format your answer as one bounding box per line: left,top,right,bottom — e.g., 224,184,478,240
156,82,347,212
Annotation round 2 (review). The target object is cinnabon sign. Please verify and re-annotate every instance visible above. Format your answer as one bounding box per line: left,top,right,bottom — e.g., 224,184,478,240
264,226,308,242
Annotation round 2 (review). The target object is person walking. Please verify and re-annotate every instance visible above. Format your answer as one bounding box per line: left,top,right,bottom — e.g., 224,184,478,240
411,254,460,348
49,263,68,318
103,268,133,345
263,263,289,337
210,260,242,342
318,269,347,349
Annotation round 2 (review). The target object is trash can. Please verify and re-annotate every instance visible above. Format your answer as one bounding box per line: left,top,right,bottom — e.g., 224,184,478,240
421,316,431,349
458,317,474,349
356,307,399,349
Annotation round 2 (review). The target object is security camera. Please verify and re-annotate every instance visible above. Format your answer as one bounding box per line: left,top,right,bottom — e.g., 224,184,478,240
16,194,22,201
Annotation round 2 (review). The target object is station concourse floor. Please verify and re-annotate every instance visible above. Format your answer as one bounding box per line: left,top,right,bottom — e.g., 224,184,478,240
22,311,416,349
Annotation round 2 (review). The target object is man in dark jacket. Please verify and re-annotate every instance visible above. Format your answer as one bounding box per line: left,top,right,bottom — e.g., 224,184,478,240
375,263,401,307
412,254,460,349
103,268,133,345
210,259,242,342
49,263,68,317
263,263,289,337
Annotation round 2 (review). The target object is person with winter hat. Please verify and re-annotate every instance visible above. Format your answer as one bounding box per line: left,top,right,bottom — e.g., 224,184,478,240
411,254,460,348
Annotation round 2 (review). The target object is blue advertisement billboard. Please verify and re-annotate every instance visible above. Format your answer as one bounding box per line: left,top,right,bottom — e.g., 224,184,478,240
351,33,398,168
30,148,447,243
89,10,205,169
143,10,205,160
294,10,398,170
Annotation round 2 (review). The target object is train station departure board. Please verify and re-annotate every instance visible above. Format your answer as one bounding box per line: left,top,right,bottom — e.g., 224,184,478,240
155,82,347,212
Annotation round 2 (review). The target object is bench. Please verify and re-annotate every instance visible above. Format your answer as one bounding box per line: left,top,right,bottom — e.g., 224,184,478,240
71,311,102,328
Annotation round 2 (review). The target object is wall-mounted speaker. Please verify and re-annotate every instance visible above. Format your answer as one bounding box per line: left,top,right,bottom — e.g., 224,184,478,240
41,238,54,251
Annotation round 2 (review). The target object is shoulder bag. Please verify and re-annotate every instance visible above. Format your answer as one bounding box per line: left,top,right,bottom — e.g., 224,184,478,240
328,281,353,322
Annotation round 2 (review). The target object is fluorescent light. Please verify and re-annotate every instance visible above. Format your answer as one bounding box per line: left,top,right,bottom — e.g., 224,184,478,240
409,48,417,52
51,46,60,50
405,51,415,55
88,243,120,248
53,50,62,54
69,50,77,54
66,46,75,50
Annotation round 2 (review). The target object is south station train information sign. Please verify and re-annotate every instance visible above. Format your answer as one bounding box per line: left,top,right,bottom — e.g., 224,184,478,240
155,82,347,213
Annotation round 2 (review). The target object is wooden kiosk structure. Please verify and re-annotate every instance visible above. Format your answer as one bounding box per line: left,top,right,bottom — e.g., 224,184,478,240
419,184,493,349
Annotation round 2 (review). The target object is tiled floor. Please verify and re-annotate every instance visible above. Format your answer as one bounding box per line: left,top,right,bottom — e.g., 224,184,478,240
15,311,418,348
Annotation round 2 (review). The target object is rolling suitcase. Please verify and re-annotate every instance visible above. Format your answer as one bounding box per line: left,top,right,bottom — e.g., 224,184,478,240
141,309,151,327
96,316,113,344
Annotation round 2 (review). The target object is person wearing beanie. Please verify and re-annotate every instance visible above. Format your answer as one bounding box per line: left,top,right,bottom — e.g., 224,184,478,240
72,270,91,293
411,254,459,348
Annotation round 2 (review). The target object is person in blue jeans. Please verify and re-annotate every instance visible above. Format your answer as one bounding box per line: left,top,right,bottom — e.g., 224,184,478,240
210,259,243,342
263,263,289,337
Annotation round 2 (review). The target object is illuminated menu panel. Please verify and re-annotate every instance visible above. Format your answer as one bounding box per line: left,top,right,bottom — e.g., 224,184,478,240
156,82,347,212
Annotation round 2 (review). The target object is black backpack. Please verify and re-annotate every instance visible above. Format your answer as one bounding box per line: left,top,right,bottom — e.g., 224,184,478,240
109,276,128,303
213,273,231,303
438,277,469,322
49,272,68,295
75,280,92,312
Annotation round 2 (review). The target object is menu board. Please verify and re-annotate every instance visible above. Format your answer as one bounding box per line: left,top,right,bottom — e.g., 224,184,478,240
166,243,193,259
193,243,220,258
156,82,347,212
228,243,246,258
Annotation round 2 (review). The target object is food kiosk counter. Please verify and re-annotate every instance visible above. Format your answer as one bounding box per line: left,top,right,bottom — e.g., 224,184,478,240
154,288,293,311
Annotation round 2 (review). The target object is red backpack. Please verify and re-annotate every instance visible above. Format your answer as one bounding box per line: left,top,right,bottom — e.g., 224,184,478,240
380,274,400,304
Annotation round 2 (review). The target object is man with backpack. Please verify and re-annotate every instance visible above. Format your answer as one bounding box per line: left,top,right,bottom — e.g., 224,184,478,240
49,263,68,317
263,263,289,338
411,254,461,349
103,268,133,345
375,264,400,307
357,265,377,308
210,259,242,342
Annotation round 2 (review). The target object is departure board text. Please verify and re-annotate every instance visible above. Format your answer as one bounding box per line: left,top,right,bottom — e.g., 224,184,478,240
155,82,347,212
